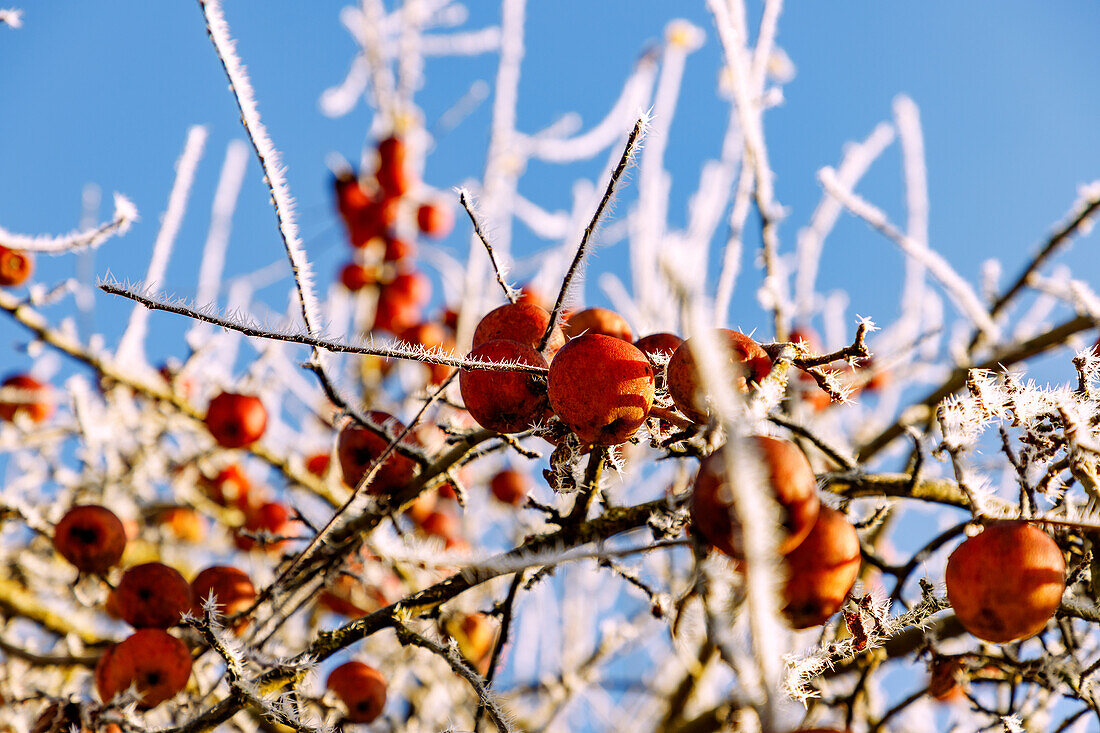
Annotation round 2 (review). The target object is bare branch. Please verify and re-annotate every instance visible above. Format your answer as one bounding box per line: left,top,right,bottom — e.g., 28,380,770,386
539,115,648,352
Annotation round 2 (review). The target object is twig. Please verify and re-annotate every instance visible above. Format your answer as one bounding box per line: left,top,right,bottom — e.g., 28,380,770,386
0,288,341,507
767,414,855,470
197,0,322,337
151,493,688,732
0,193,137,254
393,622,514,733
117,125,207,363
475,571,524,731
257,371,459,613
935,408,983,516
565,448,606,525
97,278,547,374
819,166,1000,341
459,188,517,303
773,318,872,368
821,471,1011,512
857,313,1097,462
971,184,1100,351
0,637,98,667
538,116,648,353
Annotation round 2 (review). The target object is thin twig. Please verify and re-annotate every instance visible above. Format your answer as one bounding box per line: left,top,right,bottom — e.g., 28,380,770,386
394,622,514,733
197,0,322,336
971,187,1100,352
459,188,517,304
538,116,648,353
256,371,459,614
767,414,855,470
0,193,137,254
857,313,1097,462
475,571,524,731
98,278,547,374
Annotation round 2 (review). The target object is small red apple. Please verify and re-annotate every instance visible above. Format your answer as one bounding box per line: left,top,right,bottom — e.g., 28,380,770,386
473,302,566,356
115,562,193,629
383,234,414,262
0,245,33,287
690,436,819,558
416,201,453,238
460,340,551,435
633,332,684,360
205,392,267,449
375,135,412,197
327,661,388,723
200,464,253,510
666,330,772,423
339,262,377,292
490,468,530,506
945,520,1065,643
234,501,293,552
334,172,371,225
547,334,654,445
337,412,419,493
191,565,256,630
782,506,861,628
95,629,192,708
52,505,127,574
564,307,633,342
0,373,54,423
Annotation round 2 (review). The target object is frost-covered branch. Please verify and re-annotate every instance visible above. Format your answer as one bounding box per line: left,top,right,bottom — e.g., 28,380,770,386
197,0,322,336
980,180,1100,342
540,115,648,352
459,188,518,303
0,192,137,254
394,622,515,733
819,166,1001,341
117,125,207,363
794,122,895,318
98,277,548,373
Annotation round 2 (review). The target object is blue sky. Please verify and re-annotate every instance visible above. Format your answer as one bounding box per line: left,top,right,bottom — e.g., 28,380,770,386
2,2,1099,368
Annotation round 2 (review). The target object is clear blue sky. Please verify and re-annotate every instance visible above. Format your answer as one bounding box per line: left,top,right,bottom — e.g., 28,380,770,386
2,2,1099,367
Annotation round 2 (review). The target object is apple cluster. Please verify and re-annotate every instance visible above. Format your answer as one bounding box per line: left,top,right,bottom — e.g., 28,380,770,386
333,134,453,336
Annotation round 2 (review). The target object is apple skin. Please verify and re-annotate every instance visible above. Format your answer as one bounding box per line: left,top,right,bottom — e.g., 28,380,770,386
473,302,565,356
564,307,633,342
95,629,192,708
416,201,454,238
460,339,552,435
0,245,33,287
191,565,256,630
690,435,819,559
200,464,253,510
115,562,194,629
490,468,530,506
633,332,684,359
666,330,772,423
0,373,54,423
52,504,127,574
327,661,388,723
375,135,412,197
334,172,371,224
781,506,861,629
946,520,1065,643
547,333,655,446
234,501,293,553
339,262,375,291
204,392,267,449
337,411,419,493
